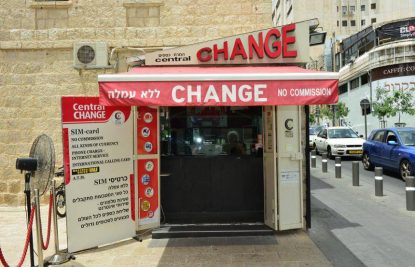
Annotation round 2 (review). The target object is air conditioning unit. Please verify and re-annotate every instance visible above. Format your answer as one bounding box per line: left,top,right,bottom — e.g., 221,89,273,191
73,42,109,69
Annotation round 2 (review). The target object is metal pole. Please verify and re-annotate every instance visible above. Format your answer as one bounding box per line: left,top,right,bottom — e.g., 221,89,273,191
24,173,35,267
375,167,383,197
52,180,59,252
364,108,368,140
45,180,72,265
406,176,415,211
352,161,359,186
34,189,44,267
322,153,328,173
335,157,341,178
311,150,316,168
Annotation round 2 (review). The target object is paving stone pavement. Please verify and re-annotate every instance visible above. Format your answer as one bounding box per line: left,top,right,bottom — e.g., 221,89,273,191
0,206,332,267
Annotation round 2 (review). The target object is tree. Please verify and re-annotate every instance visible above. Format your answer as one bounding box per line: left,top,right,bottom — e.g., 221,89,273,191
309,113,316,125
373,86,415,125
372,86,395,123
320,105,332,119
335,101,349,121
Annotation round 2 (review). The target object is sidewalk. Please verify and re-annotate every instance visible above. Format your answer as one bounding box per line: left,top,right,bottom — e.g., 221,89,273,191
0,206,331,267
310,159,415,267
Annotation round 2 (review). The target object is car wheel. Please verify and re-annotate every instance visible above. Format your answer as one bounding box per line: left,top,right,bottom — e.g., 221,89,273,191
400,159,413,181
327,147,333,159
362,153,374,171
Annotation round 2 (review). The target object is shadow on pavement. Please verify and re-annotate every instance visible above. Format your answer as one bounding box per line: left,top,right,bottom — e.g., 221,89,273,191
309,195,365,267
311,176,335,190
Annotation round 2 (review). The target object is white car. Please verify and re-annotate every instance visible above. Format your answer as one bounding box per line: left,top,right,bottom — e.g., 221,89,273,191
313,127,365,158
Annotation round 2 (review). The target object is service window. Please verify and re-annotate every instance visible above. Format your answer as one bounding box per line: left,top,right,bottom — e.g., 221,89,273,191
160,106,263,157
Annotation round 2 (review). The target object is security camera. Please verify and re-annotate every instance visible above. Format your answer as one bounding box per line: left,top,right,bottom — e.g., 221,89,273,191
16,157,38,172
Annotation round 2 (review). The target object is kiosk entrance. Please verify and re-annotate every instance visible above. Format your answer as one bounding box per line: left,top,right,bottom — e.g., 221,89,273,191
160,106,264,224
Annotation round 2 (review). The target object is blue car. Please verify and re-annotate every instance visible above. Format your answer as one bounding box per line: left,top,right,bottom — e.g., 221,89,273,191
362,127,415,181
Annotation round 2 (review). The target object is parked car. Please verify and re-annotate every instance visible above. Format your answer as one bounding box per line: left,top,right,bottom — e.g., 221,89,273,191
313,127,365,159
309,127,317,147
309,125,325,147
362,127,415,181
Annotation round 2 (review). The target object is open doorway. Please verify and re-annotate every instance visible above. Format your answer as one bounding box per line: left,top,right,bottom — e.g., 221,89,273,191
159,106,264,224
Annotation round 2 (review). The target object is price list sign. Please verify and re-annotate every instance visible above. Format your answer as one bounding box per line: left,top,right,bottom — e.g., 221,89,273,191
61,96,135,252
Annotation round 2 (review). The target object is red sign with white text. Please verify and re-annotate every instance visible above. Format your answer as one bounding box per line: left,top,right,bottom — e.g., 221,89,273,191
99,80,338,107
61,96,131,124
137,159,159,223
137,106,158,154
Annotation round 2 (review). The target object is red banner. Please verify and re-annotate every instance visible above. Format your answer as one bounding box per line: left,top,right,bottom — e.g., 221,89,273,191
99,80,338,107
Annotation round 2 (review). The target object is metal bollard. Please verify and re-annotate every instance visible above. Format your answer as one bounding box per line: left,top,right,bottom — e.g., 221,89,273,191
352,161,359,186
406,176,415,211
311,150,316,168
34,189,44,267
335,157,341,178
322,153,328,173
375,167,383,197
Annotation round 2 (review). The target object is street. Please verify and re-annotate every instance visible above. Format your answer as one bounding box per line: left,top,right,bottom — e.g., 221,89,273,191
309,156,415,267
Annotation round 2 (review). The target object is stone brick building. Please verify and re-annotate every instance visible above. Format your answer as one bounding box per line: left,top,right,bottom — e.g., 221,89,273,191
0,0,272,205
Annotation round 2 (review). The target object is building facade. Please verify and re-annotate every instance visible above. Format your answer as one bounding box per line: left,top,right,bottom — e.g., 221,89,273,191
0,0,272,205
337,18,415,135
271,0,415,70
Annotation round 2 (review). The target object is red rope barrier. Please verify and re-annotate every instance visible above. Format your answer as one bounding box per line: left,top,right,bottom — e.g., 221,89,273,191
41,193,53,250
0,205,36,267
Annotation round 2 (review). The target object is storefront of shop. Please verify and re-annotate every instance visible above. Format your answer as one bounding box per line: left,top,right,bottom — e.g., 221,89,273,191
61,20,339,253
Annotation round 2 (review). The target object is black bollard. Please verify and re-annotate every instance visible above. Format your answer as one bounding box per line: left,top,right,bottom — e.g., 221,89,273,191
322,153,328,173
335,157,341,178
311,150,316,168
352,161,359,186
375,167,383,197
406,176,415,211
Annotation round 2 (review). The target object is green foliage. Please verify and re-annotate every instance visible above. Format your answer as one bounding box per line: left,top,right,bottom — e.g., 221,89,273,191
320,105,332,119
373,86,415,123
335,101,349,120
309,113,316,124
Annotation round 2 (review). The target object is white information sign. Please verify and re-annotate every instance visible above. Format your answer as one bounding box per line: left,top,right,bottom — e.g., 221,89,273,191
61,96,135,253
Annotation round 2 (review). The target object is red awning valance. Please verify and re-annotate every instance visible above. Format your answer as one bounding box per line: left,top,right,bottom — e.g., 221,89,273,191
98,66,338,106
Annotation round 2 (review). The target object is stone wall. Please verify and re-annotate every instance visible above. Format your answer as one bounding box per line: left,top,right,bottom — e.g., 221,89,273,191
0,0,272,205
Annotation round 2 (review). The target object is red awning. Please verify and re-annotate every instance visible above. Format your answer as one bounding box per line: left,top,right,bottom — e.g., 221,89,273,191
98,66,338,106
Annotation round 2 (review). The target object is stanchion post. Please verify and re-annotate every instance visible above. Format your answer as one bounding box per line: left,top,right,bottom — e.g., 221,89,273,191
45,180,72,265
322,153,328,173
24,173,35,267
335,157,341,178
406,176,415,211
34,189,44,267
352,161,359,186
311,150,316,168
375,167,383,197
